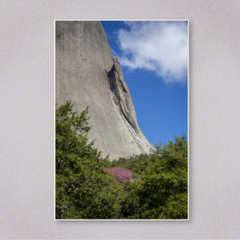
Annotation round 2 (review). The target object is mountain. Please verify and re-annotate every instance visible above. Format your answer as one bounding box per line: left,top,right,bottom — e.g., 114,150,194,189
56,21,155,160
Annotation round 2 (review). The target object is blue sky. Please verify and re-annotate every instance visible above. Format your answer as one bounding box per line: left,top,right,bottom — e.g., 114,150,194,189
101,21,188,146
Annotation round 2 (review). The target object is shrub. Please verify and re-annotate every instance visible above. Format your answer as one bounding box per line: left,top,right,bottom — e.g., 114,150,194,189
103,167,134,183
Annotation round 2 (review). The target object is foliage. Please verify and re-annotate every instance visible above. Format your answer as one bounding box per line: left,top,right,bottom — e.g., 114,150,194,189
119,181,141,219
103,167,134,183
109,154,151,180
109,135,188,219
56,101,123,219
136,135,188,219
56,101,188,219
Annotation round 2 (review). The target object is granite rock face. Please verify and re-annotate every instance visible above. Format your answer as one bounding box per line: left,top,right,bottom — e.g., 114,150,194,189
56,21,155,160
108,56,140,134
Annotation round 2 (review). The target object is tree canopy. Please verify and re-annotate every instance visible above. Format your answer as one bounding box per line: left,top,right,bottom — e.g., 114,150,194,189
56,101,188,219
56,101,123,219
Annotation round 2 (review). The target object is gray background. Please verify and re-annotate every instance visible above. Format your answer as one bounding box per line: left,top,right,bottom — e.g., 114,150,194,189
0,0,240,239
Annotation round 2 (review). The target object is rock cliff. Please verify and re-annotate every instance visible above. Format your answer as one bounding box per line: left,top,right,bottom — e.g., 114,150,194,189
56,21,155,160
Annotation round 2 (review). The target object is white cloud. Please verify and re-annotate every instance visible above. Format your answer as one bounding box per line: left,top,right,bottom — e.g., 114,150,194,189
116,21,188,83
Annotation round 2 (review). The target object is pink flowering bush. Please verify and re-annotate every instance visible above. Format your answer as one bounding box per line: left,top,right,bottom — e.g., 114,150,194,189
103,167,134,183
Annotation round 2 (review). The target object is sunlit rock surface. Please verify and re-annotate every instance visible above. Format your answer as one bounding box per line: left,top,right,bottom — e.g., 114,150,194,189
56,21,155,160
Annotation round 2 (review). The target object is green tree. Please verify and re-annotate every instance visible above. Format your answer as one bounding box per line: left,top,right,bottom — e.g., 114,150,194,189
137,134,188,219
55,101,188,219
107,134,188,219
56,101,123,219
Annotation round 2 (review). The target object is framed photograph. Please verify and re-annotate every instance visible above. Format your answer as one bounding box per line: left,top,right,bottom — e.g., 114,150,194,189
55,20,188,220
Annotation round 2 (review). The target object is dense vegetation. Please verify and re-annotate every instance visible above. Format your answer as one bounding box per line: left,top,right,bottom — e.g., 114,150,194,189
56,101,188,219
